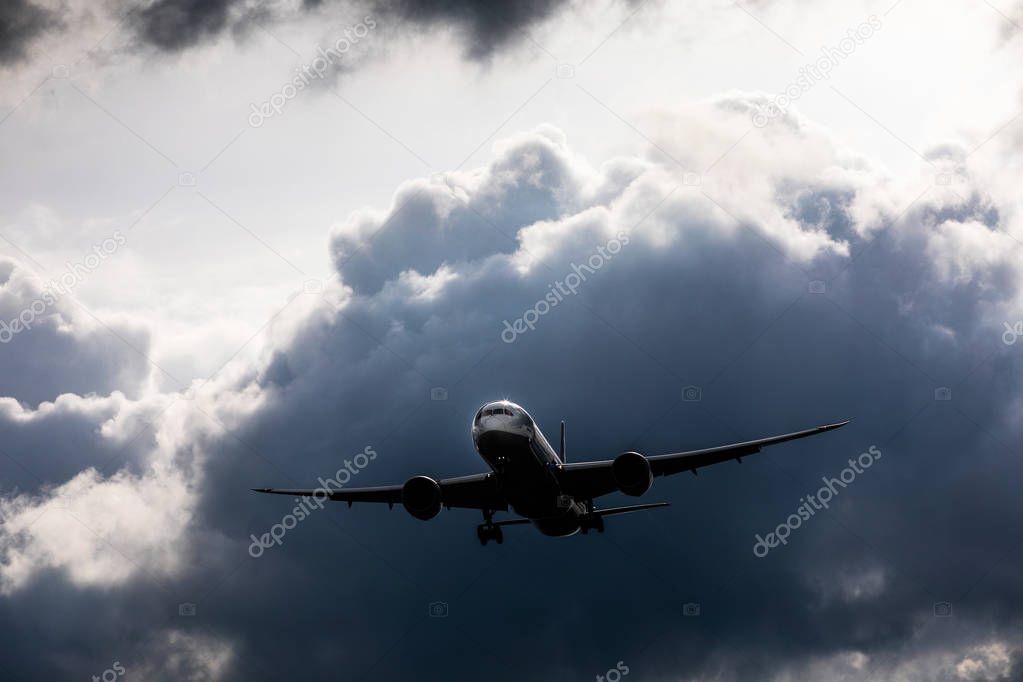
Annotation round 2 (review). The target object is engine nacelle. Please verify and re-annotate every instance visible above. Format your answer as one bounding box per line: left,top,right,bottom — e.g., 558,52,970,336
612,451,653,496
402,475,443,520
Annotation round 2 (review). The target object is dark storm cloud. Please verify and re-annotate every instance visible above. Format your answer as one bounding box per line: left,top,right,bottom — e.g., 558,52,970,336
1,101,1022,680
127,0,574,58
0,0,57,65
366,0,573,60
130,0,237,52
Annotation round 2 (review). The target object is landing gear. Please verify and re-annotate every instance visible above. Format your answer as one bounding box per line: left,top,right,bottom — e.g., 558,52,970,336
579,512,604,534
476,524,504,545
477,509,504,546
578,499,604,535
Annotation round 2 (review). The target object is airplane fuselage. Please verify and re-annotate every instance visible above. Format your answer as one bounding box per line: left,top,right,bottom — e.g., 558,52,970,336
471,400,586,536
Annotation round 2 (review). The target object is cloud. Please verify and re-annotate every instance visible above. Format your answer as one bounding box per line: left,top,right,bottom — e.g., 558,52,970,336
0,0,57,65
0,257,153,407
126,0,577,58
129,630,236,681
129,0,239,53
0,464,191,594
2,98,1023,679
365,0,574,60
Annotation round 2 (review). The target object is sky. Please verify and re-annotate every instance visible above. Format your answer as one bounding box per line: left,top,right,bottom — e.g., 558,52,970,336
1,0,1022,680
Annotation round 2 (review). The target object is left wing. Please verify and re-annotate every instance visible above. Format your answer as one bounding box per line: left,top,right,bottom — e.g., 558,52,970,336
252,471,507,511
558,420,849,499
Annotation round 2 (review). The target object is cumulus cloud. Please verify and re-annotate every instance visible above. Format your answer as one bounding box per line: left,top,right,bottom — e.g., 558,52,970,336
0,0,57,65
2,96,1023,679
0,465,191,593
0,257,153,407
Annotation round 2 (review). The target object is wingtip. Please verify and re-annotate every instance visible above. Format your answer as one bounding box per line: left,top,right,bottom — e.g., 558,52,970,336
820,419,851,430
251,488,271,493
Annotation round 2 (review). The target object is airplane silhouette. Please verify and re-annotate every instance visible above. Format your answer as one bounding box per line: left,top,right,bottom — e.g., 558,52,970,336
254,400,848,545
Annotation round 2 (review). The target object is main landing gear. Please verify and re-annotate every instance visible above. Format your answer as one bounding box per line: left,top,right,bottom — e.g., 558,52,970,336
579,499,604,534
579,514,605,534
477,509,504,546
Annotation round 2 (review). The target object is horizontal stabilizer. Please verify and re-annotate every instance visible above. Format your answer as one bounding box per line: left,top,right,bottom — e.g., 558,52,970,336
592,502,670,517
492,502,670,527
492,517,534,528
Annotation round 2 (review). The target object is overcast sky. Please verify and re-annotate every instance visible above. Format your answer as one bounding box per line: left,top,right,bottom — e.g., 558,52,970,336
1,0,1023,680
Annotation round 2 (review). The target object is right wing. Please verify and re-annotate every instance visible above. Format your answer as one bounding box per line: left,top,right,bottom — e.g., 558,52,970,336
252,471,508,511
558,420,849,499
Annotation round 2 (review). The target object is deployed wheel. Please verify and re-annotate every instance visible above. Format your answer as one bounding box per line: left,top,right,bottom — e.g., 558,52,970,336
476,524,504,545
580,514,605,534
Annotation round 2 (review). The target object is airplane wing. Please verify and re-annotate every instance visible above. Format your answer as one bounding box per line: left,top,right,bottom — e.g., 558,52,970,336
252,471,508,511
557,420,849,499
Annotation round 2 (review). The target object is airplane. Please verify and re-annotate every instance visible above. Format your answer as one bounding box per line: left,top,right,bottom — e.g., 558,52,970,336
253,400,849,545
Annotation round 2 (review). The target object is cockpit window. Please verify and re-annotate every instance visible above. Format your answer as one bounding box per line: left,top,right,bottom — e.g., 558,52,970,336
480,407,513,417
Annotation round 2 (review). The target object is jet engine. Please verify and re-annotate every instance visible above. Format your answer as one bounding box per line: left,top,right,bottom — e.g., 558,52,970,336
402,475,443,520
612,451,653,496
